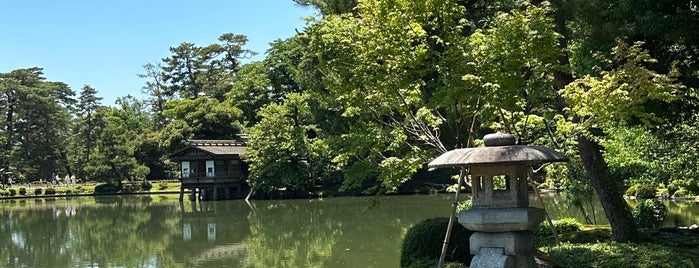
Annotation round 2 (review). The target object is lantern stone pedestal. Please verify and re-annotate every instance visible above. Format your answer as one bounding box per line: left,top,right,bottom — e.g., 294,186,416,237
428,132,567,268
462,208,544,267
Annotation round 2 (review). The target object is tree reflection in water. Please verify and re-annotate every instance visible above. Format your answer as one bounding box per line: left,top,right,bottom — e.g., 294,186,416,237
1,194,695,267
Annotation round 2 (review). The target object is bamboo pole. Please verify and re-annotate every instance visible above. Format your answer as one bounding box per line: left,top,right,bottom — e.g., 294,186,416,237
529,168,560,245
438,167,466,268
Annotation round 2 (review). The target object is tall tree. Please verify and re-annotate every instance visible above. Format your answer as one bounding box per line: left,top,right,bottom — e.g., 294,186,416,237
84,96,150,185
139,63,169,128
0,68,75,180
294,0,358,15
246,93,334,196
161,33,255,100
75,85,103,164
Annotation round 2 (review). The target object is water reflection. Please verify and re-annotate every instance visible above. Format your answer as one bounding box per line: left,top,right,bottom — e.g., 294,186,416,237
0,194,696,267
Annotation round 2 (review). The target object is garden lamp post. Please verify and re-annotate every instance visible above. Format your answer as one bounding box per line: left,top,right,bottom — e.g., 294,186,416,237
429,132,567,267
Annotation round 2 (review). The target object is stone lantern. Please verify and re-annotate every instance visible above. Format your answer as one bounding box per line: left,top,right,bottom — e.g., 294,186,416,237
428,132,567,268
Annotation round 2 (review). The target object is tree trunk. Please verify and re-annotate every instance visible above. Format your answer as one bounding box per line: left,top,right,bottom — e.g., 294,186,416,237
577,134,638,242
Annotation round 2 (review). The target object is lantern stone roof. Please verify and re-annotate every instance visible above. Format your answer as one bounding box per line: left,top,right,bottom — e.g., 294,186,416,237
428,132,567,168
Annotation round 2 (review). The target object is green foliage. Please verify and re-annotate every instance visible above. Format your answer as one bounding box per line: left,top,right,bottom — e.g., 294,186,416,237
71,185,85,194
547,242,693,268
160,33,255,100
83,97,151,184
0,189,8,196
140,180,152,191
625,184,638,196
562,40,681,128
94,183,120,194
7,188,16,196
632,199,668,228
634,184,657,199
33,188,43,195
44,187,56,195
534,217,583,237
247,93,335,196
400,217,472,268
18,187,26,195
157,181,169,190
456,199,472,213
293,0,357,15
0,67,75,180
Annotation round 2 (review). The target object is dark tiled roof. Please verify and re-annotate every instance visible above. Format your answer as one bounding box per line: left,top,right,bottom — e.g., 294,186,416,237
170,139,247,160
193,144,247,155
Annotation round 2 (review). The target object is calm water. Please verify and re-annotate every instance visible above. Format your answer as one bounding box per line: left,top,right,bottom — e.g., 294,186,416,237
0,194,697,268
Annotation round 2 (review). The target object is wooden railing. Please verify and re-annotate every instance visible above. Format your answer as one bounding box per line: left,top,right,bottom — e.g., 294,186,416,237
181,172,243,179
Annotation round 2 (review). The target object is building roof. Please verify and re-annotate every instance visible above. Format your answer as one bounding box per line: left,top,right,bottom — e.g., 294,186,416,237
170,139,247,161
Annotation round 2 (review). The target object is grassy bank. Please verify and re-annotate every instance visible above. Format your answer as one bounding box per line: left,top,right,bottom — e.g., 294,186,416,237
0,181,182,199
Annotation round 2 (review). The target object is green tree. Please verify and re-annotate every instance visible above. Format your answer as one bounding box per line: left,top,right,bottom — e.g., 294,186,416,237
294,0,358,15
161,33,255,100
560,40,682,241
84,96,150,185
139,63,170,128
72,85,104,179
0,68,75,180
246,93,334,196
159,97,244,153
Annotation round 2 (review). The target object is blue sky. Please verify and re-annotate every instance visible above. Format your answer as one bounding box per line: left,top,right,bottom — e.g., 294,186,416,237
1,1,316,105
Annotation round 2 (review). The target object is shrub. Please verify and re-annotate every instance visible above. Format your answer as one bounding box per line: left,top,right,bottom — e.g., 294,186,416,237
548,242,693,268
34,188,43,195
94,183,120,194
0,189,8,196
635,184,656,198
672,188,688,199
72,185,85,194
44,187,56,195
141,180,153,191
400,217,473,268
632,199,667,228
534,217,582,237
19,187,27,195
158,181,169,190
8,188,17,196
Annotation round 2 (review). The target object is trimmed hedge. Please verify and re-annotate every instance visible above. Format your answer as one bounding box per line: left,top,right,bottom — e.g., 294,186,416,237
400,217,473,268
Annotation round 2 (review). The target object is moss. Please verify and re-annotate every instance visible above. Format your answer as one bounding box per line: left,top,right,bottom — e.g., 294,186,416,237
547,242,694,268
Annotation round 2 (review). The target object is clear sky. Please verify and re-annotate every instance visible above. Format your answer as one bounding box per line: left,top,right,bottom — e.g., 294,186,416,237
1,1,316,105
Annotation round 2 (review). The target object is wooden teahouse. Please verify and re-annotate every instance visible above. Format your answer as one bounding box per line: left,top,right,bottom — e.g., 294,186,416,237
170,136,249,201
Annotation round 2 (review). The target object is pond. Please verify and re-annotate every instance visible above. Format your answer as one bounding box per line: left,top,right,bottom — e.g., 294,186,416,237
0,193,697,267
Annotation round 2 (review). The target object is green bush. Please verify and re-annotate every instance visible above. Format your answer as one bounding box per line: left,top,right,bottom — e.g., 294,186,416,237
141,180,153,191
548,242,693,268
672,188,688,199
94,183,120,194
635,184,656,198
158,181,169,190
632,199,667,228
19,187,26,195
535,217,583,237
72,185,85,194
8,188,17,196
44,187,56,195
0,189,8,196
34,188,43,195
400,217,473,268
